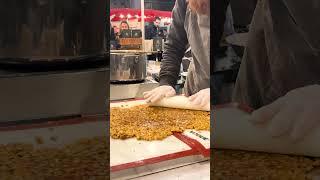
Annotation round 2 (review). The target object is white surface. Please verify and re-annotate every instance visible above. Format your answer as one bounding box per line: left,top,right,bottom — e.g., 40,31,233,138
214,106,320,157
0,121,107,148
133,160,210,180
183,130,210,149
149,96,210,111
110,136,191,166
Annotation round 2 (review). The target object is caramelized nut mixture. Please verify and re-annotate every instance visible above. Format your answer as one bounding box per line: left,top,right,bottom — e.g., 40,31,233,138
0,136,109,179
212,149,320,179
110,105,210,140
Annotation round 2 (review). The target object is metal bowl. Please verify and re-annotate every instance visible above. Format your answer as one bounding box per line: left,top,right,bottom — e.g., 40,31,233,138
110,52,147,83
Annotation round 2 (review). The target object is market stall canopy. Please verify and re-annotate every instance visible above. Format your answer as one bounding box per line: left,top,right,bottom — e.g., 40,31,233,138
110,8,172,22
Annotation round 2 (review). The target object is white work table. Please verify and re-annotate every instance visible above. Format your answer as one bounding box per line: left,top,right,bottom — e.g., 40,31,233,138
133,160,210,180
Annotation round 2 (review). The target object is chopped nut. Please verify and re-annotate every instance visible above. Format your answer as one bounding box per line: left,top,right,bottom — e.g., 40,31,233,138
110,105,210,141
212,149,318,179
0,136,109,179
35,136,44,145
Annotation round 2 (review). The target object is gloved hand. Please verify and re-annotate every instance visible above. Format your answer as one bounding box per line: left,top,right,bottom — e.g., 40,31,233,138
143,85,176,103
249,84,320,142
189,88,210,107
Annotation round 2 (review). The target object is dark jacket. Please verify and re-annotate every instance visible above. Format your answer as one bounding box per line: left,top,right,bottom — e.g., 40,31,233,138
233,0,320,109
145,23,159,40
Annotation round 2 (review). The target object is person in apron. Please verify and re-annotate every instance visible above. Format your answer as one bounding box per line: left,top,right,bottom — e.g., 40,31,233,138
144,0,210,108
233,0,320,141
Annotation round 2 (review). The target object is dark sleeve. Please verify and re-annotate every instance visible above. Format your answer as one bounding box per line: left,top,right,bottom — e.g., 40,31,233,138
110,28,115,40
159,0,188,87
212,0,230,53
211,0,231,105
145,25,150,39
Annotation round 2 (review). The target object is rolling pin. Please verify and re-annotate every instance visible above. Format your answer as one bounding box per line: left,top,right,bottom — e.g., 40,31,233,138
214,105,320,157
148,96,210,112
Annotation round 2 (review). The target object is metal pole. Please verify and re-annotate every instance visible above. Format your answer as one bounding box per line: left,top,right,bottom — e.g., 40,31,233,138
141,0,145,51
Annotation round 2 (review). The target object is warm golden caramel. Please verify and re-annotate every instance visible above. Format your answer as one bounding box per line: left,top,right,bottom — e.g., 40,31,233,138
0,136,109,179
212,149,320,179
110,105,210,140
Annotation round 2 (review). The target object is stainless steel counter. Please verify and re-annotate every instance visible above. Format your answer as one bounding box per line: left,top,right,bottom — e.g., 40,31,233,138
0,68,108,122
110,79,159,101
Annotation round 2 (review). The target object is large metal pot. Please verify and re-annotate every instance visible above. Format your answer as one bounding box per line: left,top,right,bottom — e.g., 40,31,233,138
0,0,107,69
110,52,146,83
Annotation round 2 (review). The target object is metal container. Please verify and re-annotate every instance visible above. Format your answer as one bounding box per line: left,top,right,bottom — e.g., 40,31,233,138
110,52,147,82
0,0,109,121
0,0,107,62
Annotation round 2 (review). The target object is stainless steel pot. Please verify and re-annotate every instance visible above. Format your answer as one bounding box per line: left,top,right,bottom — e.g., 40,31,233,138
110,52,146,82
0,0,106,60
